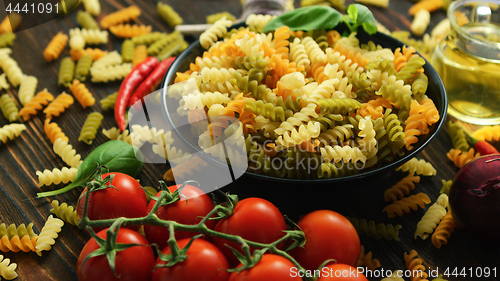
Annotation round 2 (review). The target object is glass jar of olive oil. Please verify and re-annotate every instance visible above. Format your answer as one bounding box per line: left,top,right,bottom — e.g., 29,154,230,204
430,0,500,125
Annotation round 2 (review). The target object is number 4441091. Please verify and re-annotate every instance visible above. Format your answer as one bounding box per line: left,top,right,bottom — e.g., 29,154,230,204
443,267,497,278
5,2,58,14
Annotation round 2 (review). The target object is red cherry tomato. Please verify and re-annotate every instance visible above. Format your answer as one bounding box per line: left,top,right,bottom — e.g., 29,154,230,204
229,254,301,281
144,184,216,250
317,264,369,280
77,172,148,231
77,228,155,281
289,210,360,270
151,238,230,281
213,198,287,267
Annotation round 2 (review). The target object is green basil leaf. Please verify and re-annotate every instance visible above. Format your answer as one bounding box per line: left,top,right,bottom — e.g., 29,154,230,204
37,140,144,197
362,22,378,35
354,4,377,34
263,6,342,32
347,4,358,24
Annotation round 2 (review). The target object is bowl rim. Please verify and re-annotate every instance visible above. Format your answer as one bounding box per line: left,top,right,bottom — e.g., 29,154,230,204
161,26,448,183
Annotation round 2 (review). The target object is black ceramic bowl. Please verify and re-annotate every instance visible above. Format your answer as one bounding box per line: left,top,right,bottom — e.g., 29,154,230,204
161,25,447,185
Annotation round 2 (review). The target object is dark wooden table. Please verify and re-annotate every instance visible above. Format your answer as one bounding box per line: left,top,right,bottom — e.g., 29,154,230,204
0,0,498,280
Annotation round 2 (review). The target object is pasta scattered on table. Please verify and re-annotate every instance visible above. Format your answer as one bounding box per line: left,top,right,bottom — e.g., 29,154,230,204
35,215,64,256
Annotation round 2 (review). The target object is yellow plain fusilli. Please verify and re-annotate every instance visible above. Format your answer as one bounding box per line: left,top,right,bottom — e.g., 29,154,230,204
19,89,54,121
44,92,74,119
68,79,95,108
411,9,431,36
396,157,436,176
69,28,108,45
18,75,38,105
79,112,103,144
415,193,448,240
43,32,69,62
347,217,402,241
383,193,431,218
82,0,101,16
50,200,79,226
102,127,132,144
53,138,83,168
36,167,78,187
90,63,132,83
100,6,141,29
0,123,26,145
200,17,232,49
0,54,23,87
472,125,500,142
0,94,19,122
0,73,8,89
35,215,64,256
0,254,18,279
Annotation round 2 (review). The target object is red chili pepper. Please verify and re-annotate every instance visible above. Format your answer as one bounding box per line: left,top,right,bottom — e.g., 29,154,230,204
115,57,160,131
127,56,176,107
460,122,500,155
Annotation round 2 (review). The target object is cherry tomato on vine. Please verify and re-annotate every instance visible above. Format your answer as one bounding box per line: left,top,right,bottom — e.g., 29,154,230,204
144,184,216,250
213,197,287,267
76,172,148,231
289,210,360,270
229,254,302,281
77,228,155,281
151,238,230,281
317,264,369,280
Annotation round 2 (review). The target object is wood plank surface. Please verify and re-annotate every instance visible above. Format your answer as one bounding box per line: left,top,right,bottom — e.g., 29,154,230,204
0,0,498,280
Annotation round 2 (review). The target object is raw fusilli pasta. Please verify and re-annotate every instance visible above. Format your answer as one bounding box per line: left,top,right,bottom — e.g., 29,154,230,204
0,94,18,122
58,57,75,86
43,32,69,62
36,167,78,187
50,200,79,226
82,0,100,16
90,63,132,83
53,138,83,168
109,24,152,38
132,44,147,67
200,17,232,49
74,53,93,81
384,174,420,202
411,9,431,36
446,148,480,169
0,73,8,89
44,92,74,119
100,92,118,111
79,112,103,144
44,119,68,144
404,250,428,281
35,215,64,256
0,254,17,279
0,123,25,144
431,210,455,249
472,125,500,142
102,127,132,144
396,158,436,176
415,194,448,240
121,39,134,62
100,6,141,29
383,193,431,218
18,75,38,105
157,2,183,28
69,33,85,50
447,120,469,151
0,235,38,253
68,79,95,108
76,10,99,30
347,217,402,241
69,28,108,45
0,54,23,87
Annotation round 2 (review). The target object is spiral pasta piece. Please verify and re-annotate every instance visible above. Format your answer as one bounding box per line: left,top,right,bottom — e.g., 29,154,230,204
164,155,208,181
35,215,64,256
0,123,25,144
69,33,85,51
132,45,148,67
347,217,402,241
69,28,108,45
131,32,165,45
102,127,132,145
100,92,118,111
275,121,321,147
320,145,366,164
70,47,108,61
68,80,95,108
383,193,431,218
100,6,140,29
0,73,8,89
0,33,15,48
109,24,152,38
0,235,38,253
317,98,363,115
0,54,23,87
53,138,83,168
302,36,327,65
0,94,18,122
415,194,448,240
75,53,93,81
384,174,421,202
121,39,134,62
404,250,429,281
44,119,68,144
78,112,103,144
18,75,38,105
200,17,232,49
44,32,69,62
90,63,132,83
77,10,99,30
157,1,183,28
396,157,436,176
446,148,480,169
431,210,455,249
36,167,78,187
50,200,79,226
0,254,17,279
447,120,469,151
58,57,75,87
472,125,500,142
357,245,381,271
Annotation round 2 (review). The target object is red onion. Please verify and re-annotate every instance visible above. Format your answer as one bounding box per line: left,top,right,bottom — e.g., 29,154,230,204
449,154,500,244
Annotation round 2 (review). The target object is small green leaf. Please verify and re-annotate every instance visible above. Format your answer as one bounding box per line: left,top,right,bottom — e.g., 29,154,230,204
263,6,342,32
362,22,378,35
354,4,377,33
347,4,358,24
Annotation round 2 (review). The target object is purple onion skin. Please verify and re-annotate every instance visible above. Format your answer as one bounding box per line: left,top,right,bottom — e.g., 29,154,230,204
449,154,500,245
